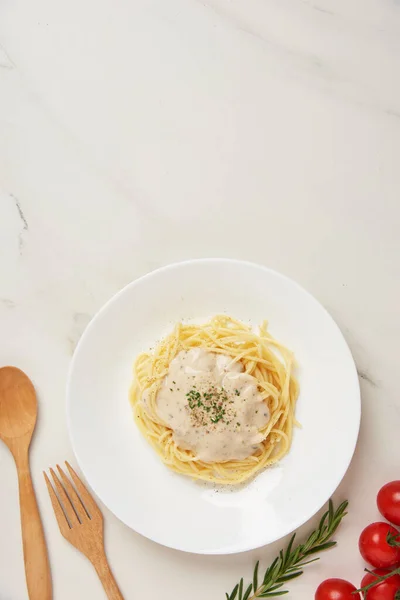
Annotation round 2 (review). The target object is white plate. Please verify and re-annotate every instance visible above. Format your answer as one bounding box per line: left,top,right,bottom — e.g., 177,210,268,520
67,259,360,554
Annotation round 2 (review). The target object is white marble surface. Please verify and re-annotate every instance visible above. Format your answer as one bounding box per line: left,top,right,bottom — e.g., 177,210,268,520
0,0,399,597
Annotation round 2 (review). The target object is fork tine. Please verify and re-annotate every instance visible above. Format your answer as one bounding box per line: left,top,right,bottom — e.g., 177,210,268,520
56,465,88,522
49,468,80,527
65,462,102,520
44,472,71,537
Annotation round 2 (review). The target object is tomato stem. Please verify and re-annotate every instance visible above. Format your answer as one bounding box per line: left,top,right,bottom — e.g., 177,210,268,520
387,530,400,548
356,567,400,595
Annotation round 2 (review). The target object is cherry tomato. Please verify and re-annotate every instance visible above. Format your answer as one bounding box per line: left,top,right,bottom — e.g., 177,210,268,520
359,522,400,568
378,482,400,526
361,569,400,599
315,578,360,599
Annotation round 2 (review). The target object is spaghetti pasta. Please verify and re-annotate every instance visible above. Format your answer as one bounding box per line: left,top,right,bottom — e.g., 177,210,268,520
130,315,299,485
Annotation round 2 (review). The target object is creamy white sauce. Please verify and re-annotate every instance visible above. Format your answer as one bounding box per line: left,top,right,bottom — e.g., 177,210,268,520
146,348,270,462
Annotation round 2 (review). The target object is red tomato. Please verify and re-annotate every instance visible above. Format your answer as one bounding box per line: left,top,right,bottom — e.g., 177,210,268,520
361,569,400,599
378,482,400,526
359,522,400,568
315,578,360,599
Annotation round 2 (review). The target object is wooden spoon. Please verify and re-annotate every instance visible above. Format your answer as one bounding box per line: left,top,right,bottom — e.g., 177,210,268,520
0,366,52,600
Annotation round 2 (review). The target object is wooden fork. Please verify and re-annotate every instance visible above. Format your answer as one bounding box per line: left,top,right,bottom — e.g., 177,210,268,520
44,462,124,600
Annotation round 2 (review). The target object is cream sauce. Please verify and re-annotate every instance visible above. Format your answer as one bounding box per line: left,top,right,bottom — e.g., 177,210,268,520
147,348,270,462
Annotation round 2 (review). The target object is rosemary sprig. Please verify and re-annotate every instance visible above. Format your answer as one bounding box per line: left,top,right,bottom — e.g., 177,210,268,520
225,499,348,600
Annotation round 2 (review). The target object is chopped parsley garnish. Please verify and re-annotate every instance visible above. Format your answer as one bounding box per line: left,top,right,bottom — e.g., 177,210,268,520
186,386,234,426
210,413,224,423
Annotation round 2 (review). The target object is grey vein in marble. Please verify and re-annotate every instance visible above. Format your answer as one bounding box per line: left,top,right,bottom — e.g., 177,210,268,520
0,298,16,309
311,5,334,15
195,0,400,122
357,368,378,388
194,0,345,100
68,312,92,354
11,194,28,254
385,108,400,120
299,0,334,15
0,43,15,69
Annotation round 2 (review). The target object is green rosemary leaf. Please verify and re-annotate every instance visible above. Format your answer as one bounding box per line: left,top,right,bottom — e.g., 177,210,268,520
267,563,281,584
259,592,289,597
289,546,301,566
284,534,296,566
239,577,244,600
263,558,279,584
243,584,253,600
328,499,334,523
303,529,319,549
229,584,239,600
253,560,259,592
336,500,349,515
226,594,230,600
264,583,284,592
330,503,348,528
304,541,337,555
318,510,329,533
277,571,303,583
324,524,340,539
290,557,319,569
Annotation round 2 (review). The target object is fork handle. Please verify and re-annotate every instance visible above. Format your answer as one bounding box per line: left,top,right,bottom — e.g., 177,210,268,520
94,553,124,600
14,448,52,600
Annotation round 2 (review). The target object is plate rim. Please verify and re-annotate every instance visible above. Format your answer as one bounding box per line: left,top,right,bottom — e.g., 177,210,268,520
66,258,361,554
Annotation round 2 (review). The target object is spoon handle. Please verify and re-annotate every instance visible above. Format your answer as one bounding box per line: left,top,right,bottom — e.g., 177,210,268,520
15,450,52,600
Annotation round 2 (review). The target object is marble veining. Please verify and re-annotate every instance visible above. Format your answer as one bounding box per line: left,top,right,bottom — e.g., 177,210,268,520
357,369,379,389
0,44,14,69
67,312,92,355
10,194,29,255
0,298,16,309
308,5,335,16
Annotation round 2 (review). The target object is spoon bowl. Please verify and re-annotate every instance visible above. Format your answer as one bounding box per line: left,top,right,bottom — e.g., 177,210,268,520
0,367,37,444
